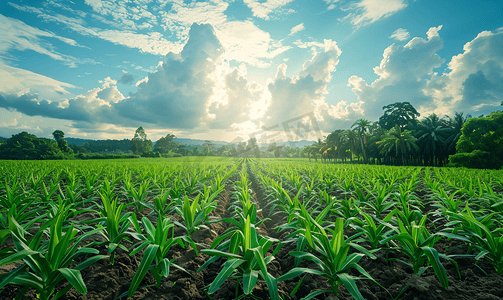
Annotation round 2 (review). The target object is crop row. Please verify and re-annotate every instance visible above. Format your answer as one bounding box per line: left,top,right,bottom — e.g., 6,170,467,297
0,158,502,299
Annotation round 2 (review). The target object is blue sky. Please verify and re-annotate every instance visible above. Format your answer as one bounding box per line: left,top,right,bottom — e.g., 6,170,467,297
0,0,502,143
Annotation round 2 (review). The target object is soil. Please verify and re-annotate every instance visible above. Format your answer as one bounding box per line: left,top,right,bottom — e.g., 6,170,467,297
1,162,502,300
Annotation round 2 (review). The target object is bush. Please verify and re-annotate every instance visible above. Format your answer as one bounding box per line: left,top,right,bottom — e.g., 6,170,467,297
448,150,495,169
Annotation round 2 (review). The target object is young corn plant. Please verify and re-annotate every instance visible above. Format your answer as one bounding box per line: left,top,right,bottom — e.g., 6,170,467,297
126,179,152,212
174,194,208,254
91,193,134,265
148,189,173,219
127,215,186,297
381,214,455,289
361,181,395,219
0,211,105,300
278,206,378,300
199,214,280,300
350,208,398,250
444,206,503,274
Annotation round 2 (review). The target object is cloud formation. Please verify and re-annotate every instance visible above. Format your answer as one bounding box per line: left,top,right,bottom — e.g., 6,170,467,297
341,0,407,29
118,70,135,85
10,1,289,68
426,28,503,115
348,25,445,120
348,26,503,121
243,0,295,20
390,28,410,41
0,14,83,67
289,23,305,36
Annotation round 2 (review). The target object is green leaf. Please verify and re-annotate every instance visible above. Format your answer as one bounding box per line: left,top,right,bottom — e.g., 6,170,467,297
338,273,364,300
58,268,87,294
277,267,325,282
201,249,242,260
422,246,448,289
128,244,159,297
0,249,38,266
208,259,245,294
160,258,171,278
243,270,259,294
0,264,28,289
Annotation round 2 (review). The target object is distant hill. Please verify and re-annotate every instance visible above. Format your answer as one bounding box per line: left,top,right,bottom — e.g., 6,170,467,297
0,137,7,143
173,138,229,147
66,137,94,146
64,137,314,149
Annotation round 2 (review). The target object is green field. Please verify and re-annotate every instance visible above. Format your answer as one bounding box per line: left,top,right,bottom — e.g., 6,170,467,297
1,158,502,300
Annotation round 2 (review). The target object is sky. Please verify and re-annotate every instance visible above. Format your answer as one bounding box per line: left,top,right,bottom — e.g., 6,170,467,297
0,0,502,143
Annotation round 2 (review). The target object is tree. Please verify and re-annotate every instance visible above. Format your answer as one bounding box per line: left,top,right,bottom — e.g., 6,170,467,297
236,142,246,156
377,125,419,166
52,130,73,154
351,119,372,163
154,134,179,153
131,127,152,155
449,111,503,169
267,142,283,158
415,114,450,166
192,147,199,156
378,102,420,130
246,137,260,157
445,112,471,155
0,132,61,160
202,140,215,156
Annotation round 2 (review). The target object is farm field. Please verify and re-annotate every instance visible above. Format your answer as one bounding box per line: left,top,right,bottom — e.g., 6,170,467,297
0,158,502,300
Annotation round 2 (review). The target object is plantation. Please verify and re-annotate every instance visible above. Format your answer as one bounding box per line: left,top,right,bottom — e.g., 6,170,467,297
0,157,502,300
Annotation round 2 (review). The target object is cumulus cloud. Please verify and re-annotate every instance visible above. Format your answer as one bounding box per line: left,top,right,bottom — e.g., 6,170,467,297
215,21,291,68
347,25,445,120
289,23,305,36
340,0,408,29
118,70,135,85
0,24,235,130
348,26,503,122
263,39,353,131
425,29,503,116
243,0,295,20
390,28,410,41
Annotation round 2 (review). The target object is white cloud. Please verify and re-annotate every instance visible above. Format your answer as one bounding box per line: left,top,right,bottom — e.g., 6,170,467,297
324,0,340,10
0,14,83,67
10,1,289,66
425,28,503,116
347,26,503,122
341,0,408,29
9,3,181,56
0,60,76,101
216,21,291,68
289,23,305,36
347,26,445,120
243,0,295,20
390,28,410,41
264,39,345,131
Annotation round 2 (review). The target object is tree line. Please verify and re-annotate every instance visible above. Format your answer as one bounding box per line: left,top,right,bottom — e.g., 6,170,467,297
306,102,503,169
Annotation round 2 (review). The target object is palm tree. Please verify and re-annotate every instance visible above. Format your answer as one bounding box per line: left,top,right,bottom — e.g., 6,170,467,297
326,130,345,162
351,119,372,163
445,112,471,155
344,130,358,163
377,125,419,166
415,113,450,166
